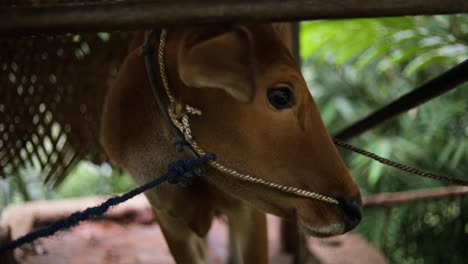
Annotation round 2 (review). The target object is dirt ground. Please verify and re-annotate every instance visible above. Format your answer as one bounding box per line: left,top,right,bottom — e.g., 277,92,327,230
1,196,388,264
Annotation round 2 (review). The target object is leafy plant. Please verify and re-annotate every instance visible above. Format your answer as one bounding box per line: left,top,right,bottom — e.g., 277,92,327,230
0,162,135,213
301,15,468,263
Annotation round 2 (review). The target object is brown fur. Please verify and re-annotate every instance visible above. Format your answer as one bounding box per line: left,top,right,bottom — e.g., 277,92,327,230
101,24,361,263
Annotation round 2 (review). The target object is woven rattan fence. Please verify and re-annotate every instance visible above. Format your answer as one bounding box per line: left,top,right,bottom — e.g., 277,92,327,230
0,0,132,184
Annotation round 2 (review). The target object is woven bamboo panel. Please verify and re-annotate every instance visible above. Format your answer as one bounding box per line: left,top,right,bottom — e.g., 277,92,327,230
0,31,132,184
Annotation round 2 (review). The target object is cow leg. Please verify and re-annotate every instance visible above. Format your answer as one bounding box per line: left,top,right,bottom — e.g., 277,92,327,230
153,207,207,264
226,207,268,264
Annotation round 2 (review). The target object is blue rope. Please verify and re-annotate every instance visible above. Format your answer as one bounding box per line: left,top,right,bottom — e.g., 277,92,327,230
0,153,216,253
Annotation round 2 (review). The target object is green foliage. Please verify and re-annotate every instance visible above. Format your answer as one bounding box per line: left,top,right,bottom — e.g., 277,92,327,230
301,15,468,263
55,162,135,198
0,162,135,213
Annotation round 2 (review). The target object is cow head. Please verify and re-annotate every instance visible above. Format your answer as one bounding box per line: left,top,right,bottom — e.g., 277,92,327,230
160,24,362,236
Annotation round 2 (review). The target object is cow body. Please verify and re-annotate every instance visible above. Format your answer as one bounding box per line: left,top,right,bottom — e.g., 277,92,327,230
101,24,361,263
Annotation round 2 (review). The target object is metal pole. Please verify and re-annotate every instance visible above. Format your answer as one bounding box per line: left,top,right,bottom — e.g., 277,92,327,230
334,59,468,141
1,0,468,36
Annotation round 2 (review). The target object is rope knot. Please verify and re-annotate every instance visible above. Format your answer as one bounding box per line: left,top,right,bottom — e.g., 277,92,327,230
166,153,216,187
169,102,202,119
168,102,186,119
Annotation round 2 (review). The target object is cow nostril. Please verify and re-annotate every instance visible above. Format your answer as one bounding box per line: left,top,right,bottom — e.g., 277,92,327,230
337,196,362,232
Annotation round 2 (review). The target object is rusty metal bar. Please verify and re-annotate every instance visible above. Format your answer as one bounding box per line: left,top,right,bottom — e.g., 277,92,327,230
334,59,468,141
363,186,468,208
1,0,468,36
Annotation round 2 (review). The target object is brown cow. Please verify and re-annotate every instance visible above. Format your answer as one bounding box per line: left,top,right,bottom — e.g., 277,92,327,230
100,24,362,264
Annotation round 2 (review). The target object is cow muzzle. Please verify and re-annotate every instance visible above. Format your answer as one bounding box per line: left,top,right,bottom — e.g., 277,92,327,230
337,195,362,232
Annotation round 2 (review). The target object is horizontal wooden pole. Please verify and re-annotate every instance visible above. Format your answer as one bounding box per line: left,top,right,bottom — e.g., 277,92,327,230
363,186,468,208
1,0,468,36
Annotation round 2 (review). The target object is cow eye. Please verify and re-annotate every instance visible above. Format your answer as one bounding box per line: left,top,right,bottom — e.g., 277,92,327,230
267,84,295,109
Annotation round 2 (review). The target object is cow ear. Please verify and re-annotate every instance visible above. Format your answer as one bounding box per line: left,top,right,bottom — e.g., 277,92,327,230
178,27,256,103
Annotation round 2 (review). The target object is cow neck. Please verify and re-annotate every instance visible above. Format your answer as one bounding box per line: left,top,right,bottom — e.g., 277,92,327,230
143,29,338,205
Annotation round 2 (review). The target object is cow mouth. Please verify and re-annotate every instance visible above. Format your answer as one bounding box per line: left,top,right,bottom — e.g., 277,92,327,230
299,221,345,237
253,193,346,237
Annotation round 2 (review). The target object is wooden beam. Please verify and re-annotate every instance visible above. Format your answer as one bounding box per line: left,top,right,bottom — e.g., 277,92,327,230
1,0,468,36
363,186,468,208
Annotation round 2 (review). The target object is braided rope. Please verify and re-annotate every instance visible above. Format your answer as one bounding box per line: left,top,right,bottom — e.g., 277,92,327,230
333,138,468,186
157,29,176,104
158,29,339,204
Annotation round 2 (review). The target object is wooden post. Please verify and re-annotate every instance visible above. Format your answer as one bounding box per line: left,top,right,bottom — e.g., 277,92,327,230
0,226,17,264
280,22,315,264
